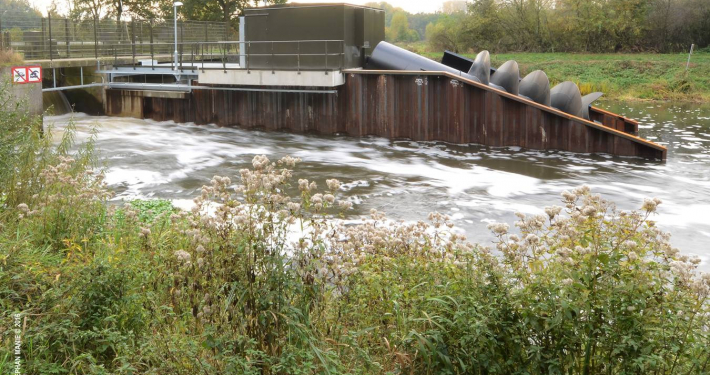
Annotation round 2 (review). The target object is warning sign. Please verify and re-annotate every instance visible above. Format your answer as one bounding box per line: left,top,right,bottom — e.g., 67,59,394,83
11,66,42,84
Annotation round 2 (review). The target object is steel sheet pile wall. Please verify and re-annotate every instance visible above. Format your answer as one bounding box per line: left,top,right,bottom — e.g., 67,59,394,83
105,71,666,160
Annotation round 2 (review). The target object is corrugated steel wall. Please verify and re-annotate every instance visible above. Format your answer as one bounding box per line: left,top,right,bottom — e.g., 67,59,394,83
105,71,666,160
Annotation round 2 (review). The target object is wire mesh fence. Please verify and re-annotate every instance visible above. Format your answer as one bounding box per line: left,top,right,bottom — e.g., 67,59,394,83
0,11,228,60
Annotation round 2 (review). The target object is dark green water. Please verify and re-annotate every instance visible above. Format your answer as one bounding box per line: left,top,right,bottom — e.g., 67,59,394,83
45,101,710,270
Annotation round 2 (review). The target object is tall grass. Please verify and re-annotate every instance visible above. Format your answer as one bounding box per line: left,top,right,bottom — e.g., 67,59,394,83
0,87,708,374
0,50,23,66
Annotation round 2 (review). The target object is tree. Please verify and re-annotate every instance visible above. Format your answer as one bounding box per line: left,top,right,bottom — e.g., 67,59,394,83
386,11,418,42
425,13,471,52
180,0,285,32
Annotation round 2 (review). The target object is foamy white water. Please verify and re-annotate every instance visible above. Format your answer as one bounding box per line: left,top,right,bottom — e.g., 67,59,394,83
45,101,710,270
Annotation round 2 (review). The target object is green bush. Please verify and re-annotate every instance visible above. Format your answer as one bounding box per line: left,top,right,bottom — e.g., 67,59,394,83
0,88,707,374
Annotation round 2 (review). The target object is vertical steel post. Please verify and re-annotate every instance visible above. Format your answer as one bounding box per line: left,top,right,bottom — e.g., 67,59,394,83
686,44,695,71
48,13,54,61
64,18,70,57
324,41,328,75
131,20,136,69
222,42,226,72
179,21,184,71
173,5,178,70
238,16,246,68
41,18,46,59
149,20,154,70
93,17,98,60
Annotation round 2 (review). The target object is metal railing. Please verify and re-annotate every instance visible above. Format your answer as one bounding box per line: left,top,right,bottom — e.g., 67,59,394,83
118,40,347,72
0,13,228,60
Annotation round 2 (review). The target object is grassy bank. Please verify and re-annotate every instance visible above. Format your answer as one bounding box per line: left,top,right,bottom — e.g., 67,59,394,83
1,91,709,374
416,48,710,102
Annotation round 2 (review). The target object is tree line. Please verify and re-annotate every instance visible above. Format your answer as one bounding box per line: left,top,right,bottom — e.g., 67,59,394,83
45,0,286,31
370,0,709,53
431,0,709,53
11,0,709,54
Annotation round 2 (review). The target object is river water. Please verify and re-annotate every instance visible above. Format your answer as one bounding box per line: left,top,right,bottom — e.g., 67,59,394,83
45,101,710,270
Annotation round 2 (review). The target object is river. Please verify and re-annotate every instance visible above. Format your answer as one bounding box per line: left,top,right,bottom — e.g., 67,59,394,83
45,101,710,270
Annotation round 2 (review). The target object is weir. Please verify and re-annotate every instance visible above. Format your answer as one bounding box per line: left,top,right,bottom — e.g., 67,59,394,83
22,3,666,160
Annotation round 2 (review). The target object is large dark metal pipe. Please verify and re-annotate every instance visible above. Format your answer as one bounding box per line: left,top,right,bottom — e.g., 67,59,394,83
367,41,480,82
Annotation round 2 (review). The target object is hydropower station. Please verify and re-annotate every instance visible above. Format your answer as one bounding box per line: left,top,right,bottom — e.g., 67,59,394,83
9,3,666,160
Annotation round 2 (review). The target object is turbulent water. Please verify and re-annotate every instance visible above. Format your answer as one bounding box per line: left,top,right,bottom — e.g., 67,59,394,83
45,101,710,270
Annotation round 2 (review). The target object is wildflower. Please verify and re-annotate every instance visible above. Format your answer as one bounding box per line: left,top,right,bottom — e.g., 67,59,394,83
298,179,310,191
622,240,637,250
544,205,562,219
628,251,638,261
17,203,29,213
287,202,301,211
573,185,590,196
279,156,300,167
642,198,662,212
562,278,573,286
174,250,192,264
324,194,335,204
139,227,151,238
326,179,341,191
487,222,509,235
581,205,597,217
556,247,572,258
252,155,270,170
338,201,353,210
575,245,589,254
525,234,539,245
561,190,576,202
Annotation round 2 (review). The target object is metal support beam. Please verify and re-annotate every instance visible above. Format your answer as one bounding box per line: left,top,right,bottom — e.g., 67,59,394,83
43,83,105,92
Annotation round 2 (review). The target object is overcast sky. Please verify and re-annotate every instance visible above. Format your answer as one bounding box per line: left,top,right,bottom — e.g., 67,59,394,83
29,0,448,16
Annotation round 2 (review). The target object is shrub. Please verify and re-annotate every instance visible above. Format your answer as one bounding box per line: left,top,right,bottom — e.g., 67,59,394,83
0,90,707,374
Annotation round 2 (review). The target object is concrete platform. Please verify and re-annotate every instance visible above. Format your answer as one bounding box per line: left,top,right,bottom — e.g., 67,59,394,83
198,68,345,87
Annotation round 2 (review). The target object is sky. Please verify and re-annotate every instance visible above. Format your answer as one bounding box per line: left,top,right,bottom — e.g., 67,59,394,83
28,0,448,16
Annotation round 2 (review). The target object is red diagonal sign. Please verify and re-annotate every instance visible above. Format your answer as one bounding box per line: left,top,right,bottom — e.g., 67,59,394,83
12,67,28,84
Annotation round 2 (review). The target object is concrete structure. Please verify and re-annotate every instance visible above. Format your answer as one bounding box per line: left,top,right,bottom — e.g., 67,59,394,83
0,66,43,116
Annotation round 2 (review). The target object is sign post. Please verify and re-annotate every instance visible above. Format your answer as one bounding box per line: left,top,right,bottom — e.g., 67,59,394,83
11,66,42,84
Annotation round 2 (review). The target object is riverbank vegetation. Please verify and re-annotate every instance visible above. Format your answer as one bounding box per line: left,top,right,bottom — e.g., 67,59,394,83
1,95,709,374
416,48,710,102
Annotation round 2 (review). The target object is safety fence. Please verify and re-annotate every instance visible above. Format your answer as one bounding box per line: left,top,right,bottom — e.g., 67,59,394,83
0,12,228,60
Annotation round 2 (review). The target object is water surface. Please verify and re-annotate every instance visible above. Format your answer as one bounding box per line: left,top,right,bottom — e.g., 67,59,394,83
45,101,710,270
